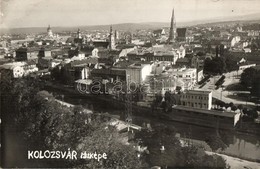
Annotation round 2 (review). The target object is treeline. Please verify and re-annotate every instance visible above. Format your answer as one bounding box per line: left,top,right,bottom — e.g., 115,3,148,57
0,77,143,168
204,55,238,75
240,67,260,97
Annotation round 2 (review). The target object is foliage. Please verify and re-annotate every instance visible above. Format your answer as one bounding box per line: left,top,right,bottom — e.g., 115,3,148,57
214,100,226,108
1,77,145,168
240,67,258,88
51,66,74,85
231,105,238,112
238,104,243,113
225,56,239,72
60,66,74,85
51,66,61,81
134,124,228,168
243,108,259,119
204,57,226,74
250,73,260,97
75,124,145,169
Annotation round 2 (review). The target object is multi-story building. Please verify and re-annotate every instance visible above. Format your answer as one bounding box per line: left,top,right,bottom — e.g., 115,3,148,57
15,47,39,63
180,90,212,110
127,45,185,64
168,67,197,90
126,63,152,85
0,61,38,79
191,55,205,70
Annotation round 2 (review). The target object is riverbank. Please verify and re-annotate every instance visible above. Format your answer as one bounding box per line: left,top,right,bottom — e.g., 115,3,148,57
206,151,260,169
44,82,260,135
55,98,260,168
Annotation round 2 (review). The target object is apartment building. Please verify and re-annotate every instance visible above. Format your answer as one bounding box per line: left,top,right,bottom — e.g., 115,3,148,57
180,90,212,110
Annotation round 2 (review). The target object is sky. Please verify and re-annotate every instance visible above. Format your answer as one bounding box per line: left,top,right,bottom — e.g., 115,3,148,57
1,0,260,28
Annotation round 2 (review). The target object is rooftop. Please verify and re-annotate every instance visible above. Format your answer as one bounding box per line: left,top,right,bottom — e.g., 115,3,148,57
184,89,212,95
173,105,237,118
0,61,26,70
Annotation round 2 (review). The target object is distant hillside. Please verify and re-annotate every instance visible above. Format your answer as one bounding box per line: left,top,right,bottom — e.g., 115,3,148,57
1,12,260,35
194,12,260,27
0,23,171,35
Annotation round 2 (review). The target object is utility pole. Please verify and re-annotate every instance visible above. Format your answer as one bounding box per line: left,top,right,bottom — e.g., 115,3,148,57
125,75,132,132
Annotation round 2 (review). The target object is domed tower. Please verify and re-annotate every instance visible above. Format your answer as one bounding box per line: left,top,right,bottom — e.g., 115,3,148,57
47,25,53,37
77,28,82,39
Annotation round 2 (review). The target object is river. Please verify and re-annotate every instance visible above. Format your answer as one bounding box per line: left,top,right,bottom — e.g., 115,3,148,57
45,87,260,162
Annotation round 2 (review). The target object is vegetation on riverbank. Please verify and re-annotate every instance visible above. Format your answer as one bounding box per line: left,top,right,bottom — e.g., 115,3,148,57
0,77,231,168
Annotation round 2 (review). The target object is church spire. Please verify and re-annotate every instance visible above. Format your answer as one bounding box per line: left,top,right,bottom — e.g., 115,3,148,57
168,8,176,43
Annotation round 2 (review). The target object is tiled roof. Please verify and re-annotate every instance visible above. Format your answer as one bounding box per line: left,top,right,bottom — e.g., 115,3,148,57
177,28,187,38
70,58,98,67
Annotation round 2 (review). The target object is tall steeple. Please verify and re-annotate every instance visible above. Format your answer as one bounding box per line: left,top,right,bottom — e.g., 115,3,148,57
109,25,115,50
168,8,176,43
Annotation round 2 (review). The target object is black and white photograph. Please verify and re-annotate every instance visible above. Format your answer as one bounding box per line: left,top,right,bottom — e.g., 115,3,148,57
0,0,260,168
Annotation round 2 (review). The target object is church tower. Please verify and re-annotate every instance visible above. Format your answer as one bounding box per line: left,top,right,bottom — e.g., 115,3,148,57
47,24,53,37
168,8,176,43
77,28,82,39
109,25,115,50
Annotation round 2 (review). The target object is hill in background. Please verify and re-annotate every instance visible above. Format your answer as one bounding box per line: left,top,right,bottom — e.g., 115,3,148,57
1,12,260,34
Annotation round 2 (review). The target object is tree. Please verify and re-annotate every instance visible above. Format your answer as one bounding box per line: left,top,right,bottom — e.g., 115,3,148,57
219,44,225,56
247,109,259,119
231,105,238,112
74,124,145,169
134,124,228,168
60,66,74,85
163,91,175,112
51,66,61,81
203,57,226,74
229,102,234,108
240,67,258,88
215,45,219,57
197,51,205,56
215,100,225,109
219,101,226,108
224,103,230,110
224,56,239,72
251,73,260,97
238,104,243,113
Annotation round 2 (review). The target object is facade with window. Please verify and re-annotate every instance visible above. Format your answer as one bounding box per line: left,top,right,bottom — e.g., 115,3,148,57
169,67,197,90
180,90,212,110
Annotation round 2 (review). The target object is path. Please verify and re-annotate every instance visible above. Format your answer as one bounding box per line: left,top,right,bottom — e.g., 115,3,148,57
206,151,260,169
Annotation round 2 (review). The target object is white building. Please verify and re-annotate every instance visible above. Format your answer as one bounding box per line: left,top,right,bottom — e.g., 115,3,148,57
0,61,38,78
180,90,212,110
126,63,152,85
119,47,135,58
168,67,197,90
231,36,241,47
70,53,85,61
